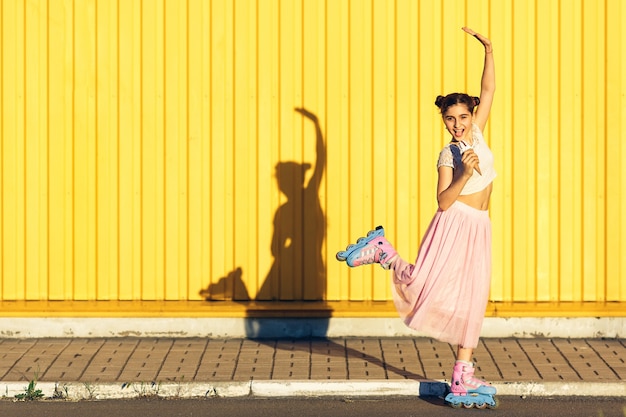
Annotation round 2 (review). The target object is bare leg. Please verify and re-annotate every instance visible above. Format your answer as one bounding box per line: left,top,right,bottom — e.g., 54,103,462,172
457,346,473,362
446,344,497,408
452,344,495,394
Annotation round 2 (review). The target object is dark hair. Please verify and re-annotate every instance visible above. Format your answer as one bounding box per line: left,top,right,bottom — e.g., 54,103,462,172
434,93,480,115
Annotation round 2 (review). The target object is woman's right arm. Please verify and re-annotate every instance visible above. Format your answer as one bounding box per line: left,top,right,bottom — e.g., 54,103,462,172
437,164,473,211
436,147,481,210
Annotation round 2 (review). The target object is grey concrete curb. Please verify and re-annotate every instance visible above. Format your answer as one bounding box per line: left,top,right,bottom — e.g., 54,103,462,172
0,317,623,339
3,380,624,400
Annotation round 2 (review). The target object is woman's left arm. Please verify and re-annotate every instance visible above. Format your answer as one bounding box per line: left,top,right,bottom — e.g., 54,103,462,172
462,27,495,131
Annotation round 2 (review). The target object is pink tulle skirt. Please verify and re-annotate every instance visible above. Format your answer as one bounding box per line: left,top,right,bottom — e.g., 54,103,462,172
391,201,492,349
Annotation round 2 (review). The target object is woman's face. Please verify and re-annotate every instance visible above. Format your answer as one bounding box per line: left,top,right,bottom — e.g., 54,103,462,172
442,104,473,141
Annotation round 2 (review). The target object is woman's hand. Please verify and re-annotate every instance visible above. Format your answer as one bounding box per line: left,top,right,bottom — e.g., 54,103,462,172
460,148,481,177
462,27,492,53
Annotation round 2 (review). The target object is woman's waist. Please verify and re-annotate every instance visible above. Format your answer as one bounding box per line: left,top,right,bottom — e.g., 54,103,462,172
456,185,492,211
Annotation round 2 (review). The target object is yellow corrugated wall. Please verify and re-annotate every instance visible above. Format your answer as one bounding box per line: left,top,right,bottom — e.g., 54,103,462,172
1,0,625,306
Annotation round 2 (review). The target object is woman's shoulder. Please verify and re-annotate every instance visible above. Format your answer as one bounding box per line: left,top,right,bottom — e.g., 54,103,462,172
438,142,455,155
472,123,485,144
437,143,456,168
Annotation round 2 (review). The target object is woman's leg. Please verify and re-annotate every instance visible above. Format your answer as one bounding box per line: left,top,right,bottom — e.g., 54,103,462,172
457,346,473,362
451,345,495,393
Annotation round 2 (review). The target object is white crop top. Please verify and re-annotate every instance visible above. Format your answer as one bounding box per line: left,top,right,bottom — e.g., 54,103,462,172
436,124,497,195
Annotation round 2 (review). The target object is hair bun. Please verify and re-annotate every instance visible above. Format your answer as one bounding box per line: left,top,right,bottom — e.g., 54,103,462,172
434,93,479,114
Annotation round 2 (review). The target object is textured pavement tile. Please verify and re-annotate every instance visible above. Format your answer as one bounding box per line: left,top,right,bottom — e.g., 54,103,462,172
414,339,455,380
585,339,626,378
44,339,105,381
481,339,541,381
379,339,425,380
0,336,623,386
516,339,581,381
84,339,139,381
158,340,206,377
1,340,70,381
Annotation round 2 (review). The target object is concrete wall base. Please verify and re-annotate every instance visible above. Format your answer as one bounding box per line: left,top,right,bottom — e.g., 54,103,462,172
0,316,622,339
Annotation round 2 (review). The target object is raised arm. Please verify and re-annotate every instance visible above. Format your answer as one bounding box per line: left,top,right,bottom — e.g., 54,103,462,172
462,27,495,131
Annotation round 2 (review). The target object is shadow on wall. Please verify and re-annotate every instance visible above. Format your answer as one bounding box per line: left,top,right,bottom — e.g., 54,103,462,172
200,266,332,338
200,108,331,338
199,267,249,301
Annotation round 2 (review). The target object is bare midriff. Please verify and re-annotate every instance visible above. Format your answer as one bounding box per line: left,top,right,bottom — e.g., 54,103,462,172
457,182,493,211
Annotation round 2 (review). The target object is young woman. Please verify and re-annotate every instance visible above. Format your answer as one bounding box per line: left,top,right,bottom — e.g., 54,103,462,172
336,27,497,409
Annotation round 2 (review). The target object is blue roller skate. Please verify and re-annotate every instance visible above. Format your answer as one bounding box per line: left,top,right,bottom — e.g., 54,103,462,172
444,361,499,409
336,226,397,269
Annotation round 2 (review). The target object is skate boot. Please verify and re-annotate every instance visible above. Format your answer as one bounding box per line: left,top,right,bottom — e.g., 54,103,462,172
336,226,397,269
444,361,498,409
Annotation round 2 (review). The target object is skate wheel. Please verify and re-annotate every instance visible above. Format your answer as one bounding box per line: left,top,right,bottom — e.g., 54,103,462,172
487,397,500,409
449,401,462,409
356,236,368,244
336,244,356,261
344,243,356,252
462,402,474,409
475,402,487,409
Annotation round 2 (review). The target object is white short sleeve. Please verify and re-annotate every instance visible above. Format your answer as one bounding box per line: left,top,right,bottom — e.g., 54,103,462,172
437,145,455,169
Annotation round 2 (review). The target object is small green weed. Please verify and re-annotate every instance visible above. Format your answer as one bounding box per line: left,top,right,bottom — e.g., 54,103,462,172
82,382,97,399
122,381,161,398
52,383,70,400
174,375,185,397
15,379,45,401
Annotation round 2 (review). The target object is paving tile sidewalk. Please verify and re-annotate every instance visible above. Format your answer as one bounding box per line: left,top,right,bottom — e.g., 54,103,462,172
1,337,624,386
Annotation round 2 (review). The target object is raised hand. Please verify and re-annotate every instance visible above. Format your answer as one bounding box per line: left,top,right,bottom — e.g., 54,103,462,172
462,27,493,54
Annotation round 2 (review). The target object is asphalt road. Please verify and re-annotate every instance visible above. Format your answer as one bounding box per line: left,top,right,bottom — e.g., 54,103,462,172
1,396,625,417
